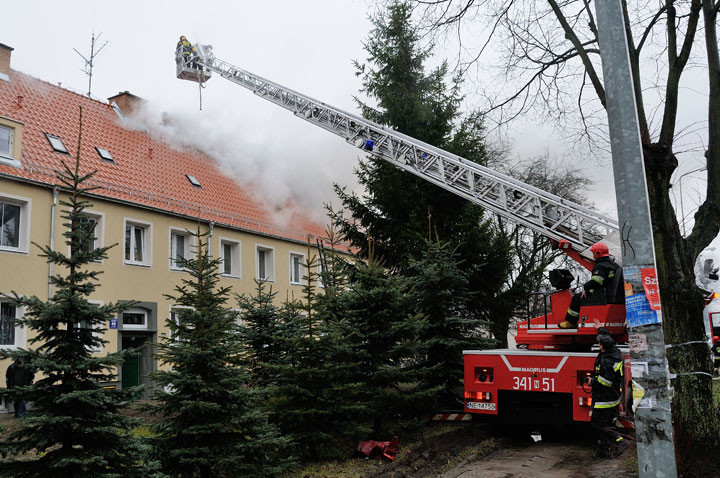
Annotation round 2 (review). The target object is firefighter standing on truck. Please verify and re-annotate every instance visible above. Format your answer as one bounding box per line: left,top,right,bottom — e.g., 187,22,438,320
559,241,625,329
589,328,630,458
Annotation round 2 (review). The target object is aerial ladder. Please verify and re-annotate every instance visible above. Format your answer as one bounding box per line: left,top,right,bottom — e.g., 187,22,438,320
176,45,631,424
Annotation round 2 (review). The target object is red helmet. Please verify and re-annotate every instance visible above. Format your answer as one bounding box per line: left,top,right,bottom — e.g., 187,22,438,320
590,241,610,259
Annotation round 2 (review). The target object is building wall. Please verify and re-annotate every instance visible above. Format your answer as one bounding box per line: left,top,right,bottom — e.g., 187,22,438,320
0,177,324,395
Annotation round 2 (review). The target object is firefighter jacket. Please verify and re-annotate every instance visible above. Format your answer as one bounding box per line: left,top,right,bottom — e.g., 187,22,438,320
583,256,624,304
591,345,623,409
177,39,192,56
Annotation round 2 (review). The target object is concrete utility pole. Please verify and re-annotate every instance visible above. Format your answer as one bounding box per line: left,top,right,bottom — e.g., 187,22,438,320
594,1,677,477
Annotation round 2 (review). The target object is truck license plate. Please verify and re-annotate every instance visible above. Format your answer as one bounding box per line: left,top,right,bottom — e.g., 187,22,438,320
467,401,496,411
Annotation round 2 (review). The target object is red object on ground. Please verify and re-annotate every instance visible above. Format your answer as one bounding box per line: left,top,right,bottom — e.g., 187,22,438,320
357,436,400,461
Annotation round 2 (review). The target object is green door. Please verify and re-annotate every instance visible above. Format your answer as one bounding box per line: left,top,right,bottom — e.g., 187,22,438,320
122,353,140,388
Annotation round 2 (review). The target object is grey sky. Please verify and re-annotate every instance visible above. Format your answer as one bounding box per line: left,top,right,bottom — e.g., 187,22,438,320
2,0,710,231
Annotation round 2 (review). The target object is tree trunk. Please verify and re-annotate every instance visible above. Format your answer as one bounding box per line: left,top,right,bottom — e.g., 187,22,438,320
643,142,720,474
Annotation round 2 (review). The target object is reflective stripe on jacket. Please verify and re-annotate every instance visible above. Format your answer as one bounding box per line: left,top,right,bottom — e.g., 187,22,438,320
591,346,623,409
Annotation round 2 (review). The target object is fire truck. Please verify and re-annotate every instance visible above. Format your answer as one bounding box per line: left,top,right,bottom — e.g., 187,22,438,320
175,44,634,424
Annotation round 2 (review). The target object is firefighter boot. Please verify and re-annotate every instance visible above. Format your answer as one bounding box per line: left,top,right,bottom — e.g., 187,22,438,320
558,320,578,329
595,440,612,459
612,437,631,458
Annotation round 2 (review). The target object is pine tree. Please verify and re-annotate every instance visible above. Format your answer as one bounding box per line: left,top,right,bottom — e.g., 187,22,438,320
148,233,292,477
332,0,512,330
0,107,144,477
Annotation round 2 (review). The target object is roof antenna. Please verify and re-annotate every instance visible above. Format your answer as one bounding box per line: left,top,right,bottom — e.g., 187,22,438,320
74,31,108,97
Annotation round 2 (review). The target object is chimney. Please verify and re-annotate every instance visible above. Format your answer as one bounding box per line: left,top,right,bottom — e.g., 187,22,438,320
0,43,14,81
107,91,147,117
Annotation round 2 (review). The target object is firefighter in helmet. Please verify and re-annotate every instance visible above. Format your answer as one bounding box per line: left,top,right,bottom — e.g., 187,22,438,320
176,35,192,63
559,241,624,329
589,328,630,457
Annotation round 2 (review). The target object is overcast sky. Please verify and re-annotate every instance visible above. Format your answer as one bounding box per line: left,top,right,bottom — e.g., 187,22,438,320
1,0,710,231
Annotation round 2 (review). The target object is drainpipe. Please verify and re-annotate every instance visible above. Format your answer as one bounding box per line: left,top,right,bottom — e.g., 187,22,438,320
48,186,59,300
208,221,215,256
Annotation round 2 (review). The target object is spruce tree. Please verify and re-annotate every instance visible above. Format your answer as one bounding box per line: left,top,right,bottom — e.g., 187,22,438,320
270,250,367,461
236,280,287,387
332,0,512,331
332,252,432,435
0,107,144,477
405,239,495,408
148,233,292,477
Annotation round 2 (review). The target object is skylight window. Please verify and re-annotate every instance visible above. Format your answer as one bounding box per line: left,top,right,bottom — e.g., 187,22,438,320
45,134,68,154
185,174,202,188
95,147,114,162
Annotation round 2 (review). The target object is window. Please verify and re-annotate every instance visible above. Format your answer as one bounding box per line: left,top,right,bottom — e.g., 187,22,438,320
256,245,275,281
289,252,305,285
45,133,68,154
169,306,193,341
0,302,16,346
0,125,13,158
122,308,148,330
78,216,97,253
124,219,152,266
185,174,202,188
220,238,241,277
0,300,25,349
95,147,114,162
0,202,21,249
170,229,191,269
0,194,31,253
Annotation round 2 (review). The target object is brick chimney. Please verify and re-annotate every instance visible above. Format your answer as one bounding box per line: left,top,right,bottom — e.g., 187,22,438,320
107,91,147,117
0,43,14,81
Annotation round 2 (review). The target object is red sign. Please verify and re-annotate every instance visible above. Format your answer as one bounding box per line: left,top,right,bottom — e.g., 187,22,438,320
641,267,661,310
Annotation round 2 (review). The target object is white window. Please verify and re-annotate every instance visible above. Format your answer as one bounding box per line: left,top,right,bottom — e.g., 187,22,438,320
45,133,68,154
0,300,26,349
0,194,31,254
95,147,114,162
317,259,330,288
289,252,306,285
74,211,104,260
256,245,275,281
169,305,194,342
124,219,152,266
220,238,241,278
122,307,148,330
169,229,192,270
0,125,13,158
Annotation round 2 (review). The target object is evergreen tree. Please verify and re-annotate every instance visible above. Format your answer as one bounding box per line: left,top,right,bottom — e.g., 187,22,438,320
0,107,144,477
236,280,286,387
405,239,495,408
332,251,432,435
332,0,512,329
148,233,292,478
270,249,367,461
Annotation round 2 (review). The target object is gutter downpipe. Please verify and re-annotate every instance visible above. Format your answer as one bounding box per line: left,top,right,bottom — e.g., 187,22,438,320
208,221,215,256
48,186,60,300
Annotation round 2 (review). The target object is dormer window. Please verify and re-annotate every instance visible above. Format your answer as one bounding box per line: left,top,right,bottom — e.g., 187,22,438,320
95,147,114,162
185,174,202,188
0,125,12,158
45,133,68,154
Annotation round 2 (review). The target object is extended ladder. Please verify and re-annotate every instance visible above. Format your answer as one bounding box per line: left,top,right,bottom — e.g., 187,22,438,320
185,46,618,251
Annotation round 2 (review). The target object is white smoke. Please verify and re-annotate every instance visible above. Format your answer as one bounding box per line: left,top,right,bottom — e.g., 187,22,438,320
123,100,361,226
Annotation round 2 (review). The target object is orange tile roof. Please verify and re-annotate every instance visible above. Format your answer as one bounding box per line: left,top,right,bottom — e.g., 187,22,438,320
0,69,334,246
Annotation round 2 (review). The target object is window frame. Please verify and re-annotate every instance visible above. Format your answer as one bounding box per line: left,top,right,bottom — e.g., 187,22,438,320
169,227,193,271
83,300,105,353
219,237,241,279
289,251,306,285
0,193,31,254
45,133,69,154
0,299,26,350
95,147,114,163
122,307,148,330
0,118,22,168
255,244,275,282
169,305,194,342
123,218,153,267
69,210,105,262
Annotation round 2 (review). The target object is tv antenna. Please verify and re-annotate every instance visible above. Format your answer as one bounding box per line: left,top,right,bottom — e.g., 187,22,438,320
74,32,108,97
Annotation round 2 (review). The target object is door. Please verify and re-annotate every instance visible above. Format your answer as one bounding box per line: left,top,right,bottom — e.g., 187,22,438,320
121,335,146,390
